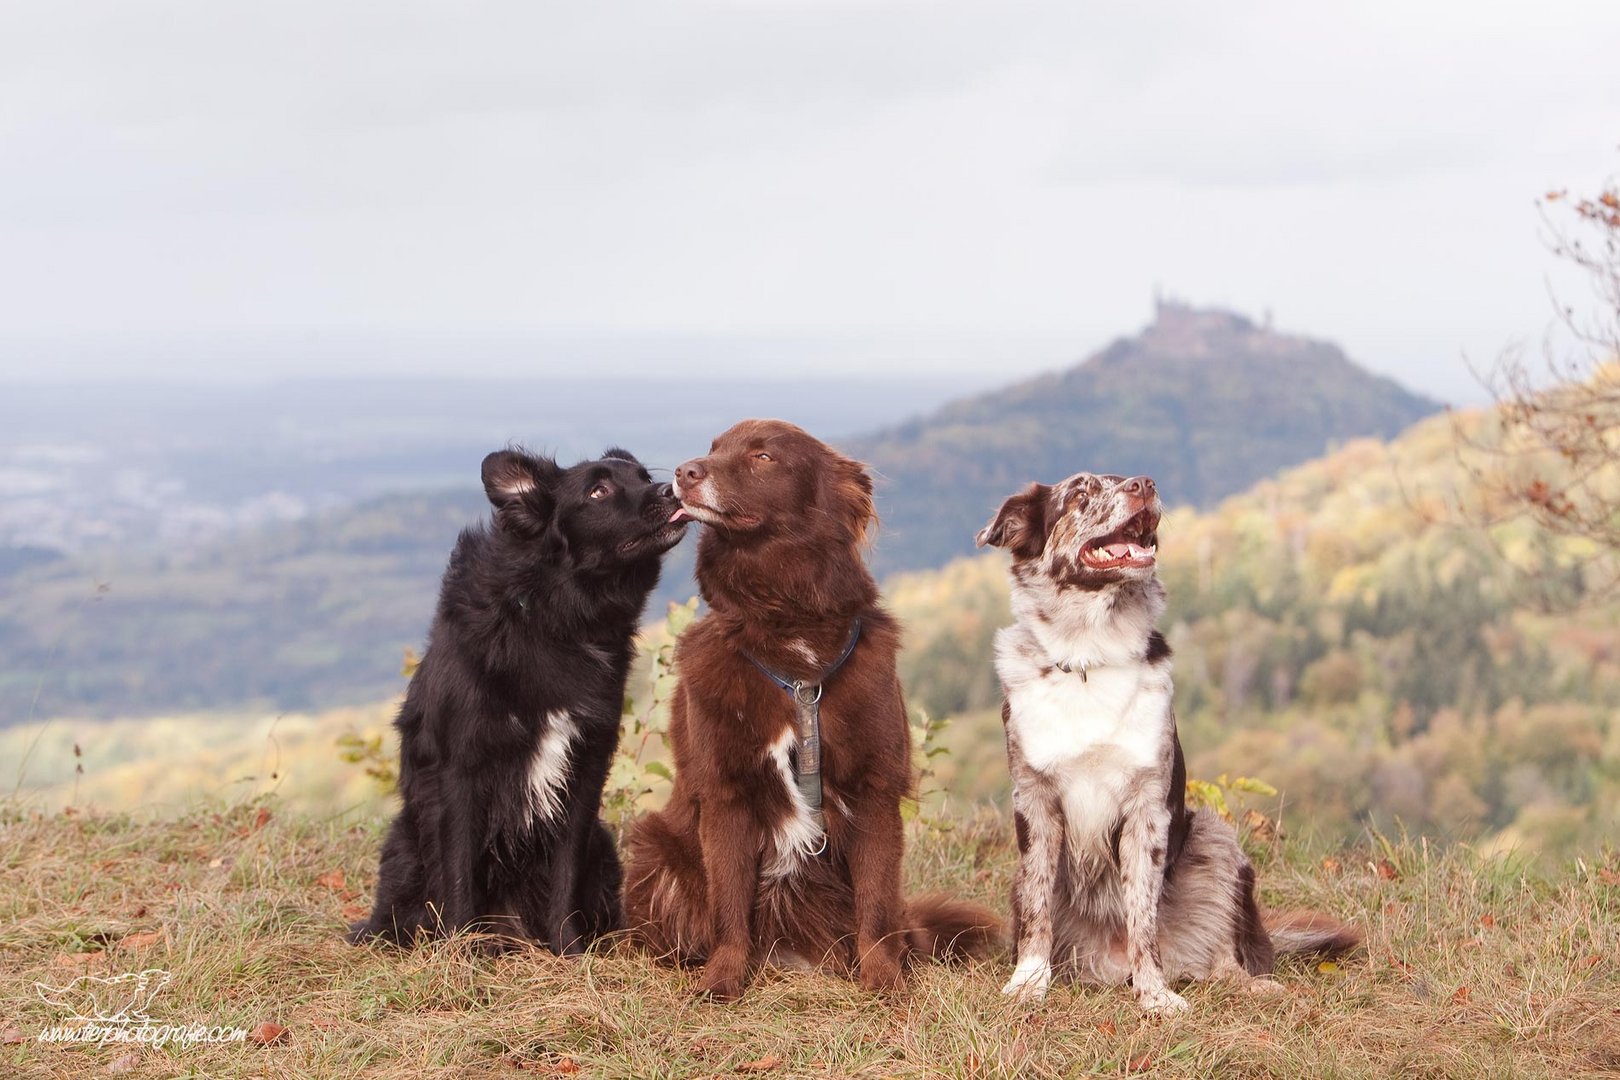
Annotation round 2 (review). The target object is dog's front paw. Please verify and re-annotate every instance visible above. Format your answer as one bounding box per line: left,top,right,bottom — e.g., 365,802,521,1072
858,950,906,994
697,971,744,1003
1001,957,1053,1002
1136,986,1190,1016
697,950,748,1003
469,932,526,958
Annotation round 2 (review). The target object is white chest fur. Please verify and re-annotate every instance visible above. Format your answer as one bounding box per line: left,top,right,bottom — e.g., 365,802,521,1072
1007,664,1169,776
763,724,821,879
524,709,580,823
998,625,1173,855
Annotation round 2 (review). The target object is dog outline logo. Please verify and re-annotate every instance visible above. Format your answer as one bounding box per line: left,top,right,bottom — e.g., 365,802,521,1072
34,969,172,1023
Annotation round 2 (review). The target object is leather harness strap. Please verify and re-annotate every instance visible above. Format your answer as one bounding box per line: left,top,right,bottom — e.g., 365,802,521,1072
742,618,863,852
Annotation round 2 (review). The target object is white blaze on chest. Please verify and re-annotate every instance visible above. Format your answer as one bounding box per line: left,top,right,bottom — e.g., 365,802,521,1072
1008,664,1171,853
763,723,821,879
524,709,580,823
1010,665,1165,771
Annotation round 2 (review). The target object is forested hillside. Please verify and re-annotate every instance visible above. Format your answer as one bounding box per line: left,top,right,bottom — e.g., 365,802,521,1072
889,406,1619,856
11,395,1617,856
0,491,483,721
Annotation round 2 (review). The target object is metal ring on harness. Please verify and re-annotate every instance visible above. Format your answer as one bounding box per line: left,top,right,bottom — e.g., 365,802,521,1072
792,680,824,705
804,831,829,857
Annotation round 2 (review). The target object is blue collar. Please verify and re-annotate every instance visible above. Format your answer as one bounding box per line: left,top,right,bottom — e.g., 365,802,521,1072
742,617,863,699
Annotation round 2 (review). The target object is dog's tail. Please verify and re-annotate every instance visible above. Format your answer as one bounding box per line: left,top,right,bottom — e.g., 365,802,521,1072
903,893,1006,960
1265,909,1361,957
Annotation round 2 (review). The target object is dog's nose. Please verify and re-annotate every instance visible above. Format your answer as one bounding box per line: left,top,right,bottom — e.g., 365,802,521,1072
1123,476,1155,500
676,459,706,488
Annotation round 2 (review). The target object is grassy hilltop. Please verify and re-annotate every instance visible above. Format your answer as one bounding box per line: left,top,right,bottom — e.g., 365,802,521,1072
2,802,1617,1079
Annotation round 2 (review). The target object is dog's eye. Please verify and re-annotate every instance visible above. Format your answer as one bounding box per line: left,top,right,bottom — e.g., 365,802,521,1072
754,452,773,462
588,483,612,500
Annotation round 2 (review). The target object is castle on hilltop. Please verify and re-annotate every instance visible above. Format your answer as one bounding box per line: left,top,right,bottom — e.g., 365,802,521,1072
1143,294,1270,353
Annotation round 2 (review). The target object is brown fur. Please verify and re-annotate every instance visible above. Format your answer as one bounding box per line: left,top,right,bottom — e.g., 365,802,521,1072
623,419,1002,1000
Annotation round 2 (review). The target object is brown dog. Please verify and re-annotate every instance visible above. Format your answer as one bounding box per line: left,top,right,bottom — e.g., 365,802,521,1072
623,419,1001,1001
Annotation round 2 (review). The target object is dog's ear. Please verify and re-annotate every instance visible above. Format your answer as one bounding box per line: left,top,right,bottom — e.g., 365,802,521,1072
482,449,561,535
599,446,640,466
822,451,877,546
976,483,1049,557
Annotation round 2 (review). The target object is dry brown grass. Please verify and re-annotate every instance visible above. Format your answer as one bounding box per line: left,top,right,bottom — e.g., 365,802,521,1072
2,801,1617,1079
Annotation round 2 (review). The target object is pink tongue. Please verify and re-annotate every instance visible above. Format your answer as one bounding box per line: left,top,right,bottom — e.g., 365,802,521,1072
669,507,690,523
1096,542,1152,561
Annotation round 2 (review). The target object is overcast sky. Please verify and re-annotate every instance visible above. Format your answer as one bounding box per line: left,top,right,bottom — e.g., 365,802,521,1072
2,0,1617,402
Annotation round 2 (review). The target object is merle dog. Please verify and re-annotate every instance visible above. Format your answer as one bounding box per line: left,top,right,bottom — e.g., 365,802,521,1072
979,472,1357,1012
349,447,687,955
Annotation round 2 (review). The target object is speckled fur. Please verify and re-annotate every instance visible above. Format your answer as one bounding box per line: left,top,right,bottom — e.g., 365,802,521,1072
980,473,1357,1012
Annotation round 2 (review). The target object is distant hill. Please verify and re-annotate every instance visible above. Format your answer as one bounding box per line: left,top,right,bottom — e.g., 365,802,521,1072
850,302,1441,572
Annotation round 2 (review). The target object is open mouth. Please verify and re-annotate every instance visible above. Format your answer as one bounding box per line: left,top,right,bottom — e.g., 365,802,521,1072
1079,508,1160,570
619,518,689,556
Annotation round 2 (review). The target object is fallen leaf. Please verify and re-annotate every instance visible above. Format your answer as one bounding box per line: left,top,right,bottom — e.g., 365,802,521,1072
1375,859,1400,881
554,1059,582,1075
120,931,162,950
50,950,103,969
314,869,347,891
1241,808,1279,843
1127,1053,1154,1073
253,807,272,831
249,1021,289,1046
2,1025,24,1045
341,904,369,921
106,1052,142,1074
1598,868,1620,885
1478,914,1495,929
1318,961,1341,974
1582,954,1602,969
1095,1019,1117,1036
737,1055,783,1073
1452,985,1472,1004
1320,856,1342,874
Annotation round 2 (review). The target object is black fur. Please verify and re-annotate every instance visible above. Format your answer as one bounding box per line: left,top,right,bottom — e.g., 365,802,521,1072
349,446,687,955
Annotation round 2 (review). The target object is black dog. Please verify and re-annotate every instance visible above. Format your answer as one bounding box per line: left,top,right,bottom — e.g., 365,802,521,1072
349,447,687,955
